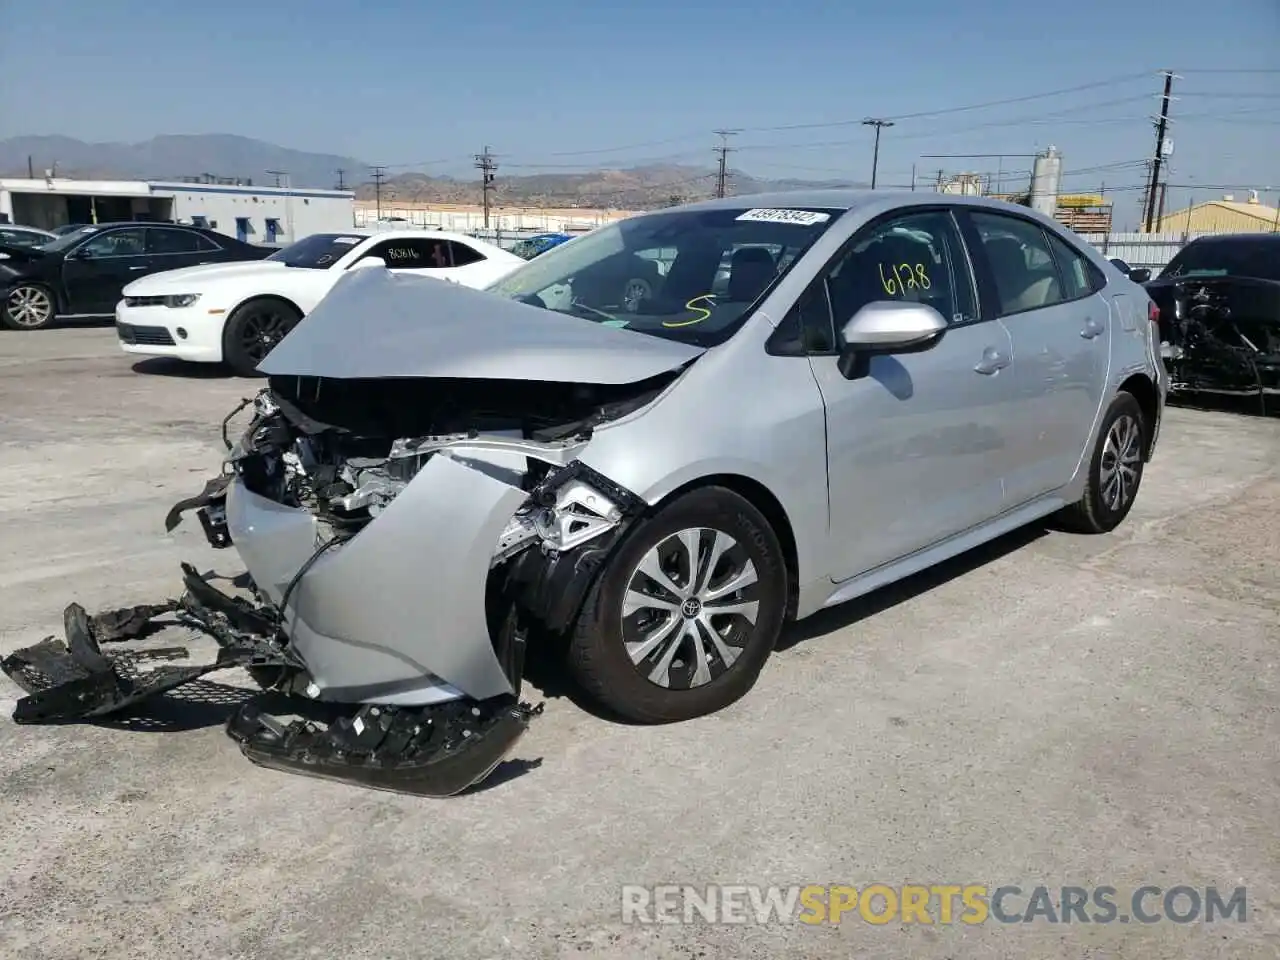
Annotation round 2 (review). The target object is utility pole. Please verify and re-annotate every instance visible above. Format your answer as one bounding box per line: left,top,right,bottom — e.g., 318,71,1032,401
370,165,387,219
862,118,894,189
713,130,738,198
267,169,285,188
474,146,498,229
335,168,346,191
1143,70,1176,233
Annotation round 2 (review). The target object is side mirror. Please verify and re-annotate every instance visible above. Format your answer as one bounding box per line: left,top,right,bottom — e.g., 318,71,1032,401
1128,268,1151,283
350,256,386,271
837,301,947,380
71,245,95,260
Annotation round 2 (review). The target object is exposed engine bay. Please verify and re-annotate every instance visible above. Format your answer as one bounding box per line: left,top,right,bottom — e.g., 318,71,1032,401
1,371,673,797
228,373,664,553
1151,277,1280,414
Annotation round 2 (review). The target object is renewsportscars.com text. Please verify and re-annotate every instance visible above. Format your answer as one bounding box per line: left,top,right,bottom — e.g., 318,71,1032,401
621,884,1247,925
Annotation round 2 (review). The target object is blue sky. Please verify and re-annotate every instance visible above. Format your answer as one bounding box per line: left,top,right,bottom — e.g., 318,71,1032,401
2,0,1277,227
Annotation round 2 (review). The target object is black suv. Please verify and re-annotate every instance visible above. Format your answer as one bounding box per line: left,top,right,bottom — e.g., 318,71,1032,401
0,221,272,331
1144,233,1280,406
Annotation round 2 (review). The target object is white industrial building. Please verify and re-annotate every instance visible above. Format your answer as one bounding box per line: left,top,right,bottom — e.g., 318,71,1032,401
0,176,355,246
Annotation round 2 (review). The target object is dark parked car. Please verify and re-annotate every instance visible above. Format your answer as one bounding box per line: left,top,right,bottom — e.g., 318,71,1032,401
0,221,273,331
1144,232,1280,408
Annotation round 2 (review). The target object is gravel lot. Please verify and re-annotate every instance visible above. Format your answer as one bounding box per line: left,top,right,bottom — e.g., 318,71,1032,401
2,327,1278,960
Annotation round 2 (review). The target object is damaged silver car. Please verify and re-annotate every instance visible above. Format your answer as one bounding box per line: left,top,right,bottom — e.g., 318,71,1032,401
3,191,1167,796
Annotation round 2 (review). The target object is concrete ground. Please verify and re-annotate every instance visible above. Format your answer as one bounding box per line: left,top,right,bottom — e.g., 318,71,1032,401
1,326,1277,960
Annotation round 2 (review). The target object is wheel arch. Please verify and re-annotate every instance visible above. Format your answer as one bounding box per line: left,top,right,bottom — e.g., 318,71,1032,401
226,291,304,320
1117,372,1158,459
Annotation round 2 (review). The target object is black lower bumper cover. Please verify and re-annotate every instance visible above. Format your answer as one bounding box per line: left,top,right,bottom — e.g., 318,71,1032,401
1,565,543,797
227,697,543,798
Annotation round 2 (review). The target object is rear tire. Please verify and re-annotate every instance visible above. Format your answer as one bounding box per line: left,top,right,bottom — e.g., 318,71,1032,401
2,283,57,330
567,486,788,724
1057,391,1147,534
221,298,302,377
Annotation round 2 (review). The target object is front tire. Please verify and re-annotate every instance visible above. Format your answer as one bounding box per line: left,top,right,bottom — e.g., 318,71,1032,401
1057,390,1147,534
2,283,57,330
567,486,788,723
221,298,302,377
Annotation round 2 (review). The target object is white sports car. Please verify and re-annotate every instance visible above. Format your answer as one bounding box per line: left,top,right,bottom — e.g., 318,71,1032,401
114,229,525,376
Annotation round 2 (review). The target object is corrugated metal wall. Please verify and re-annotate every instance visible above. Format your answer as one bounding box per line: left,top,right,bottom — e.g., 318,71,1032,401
1154,202,1280,234
1079,232,1195,270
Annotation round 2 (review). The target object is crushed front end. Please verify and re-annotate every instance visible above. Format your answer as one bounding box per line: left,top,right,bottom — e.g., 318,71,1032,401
1150,277,1280,413
2,372,666,797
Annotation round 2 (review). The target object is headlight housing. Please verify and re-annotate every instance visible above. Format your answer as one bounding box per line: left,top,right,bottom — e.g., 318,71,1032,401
164,294,201,308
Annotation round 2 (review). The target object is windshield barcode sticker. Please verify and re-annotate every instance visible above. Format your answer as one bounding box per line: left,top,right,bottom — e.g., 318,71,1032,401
735,209,831,225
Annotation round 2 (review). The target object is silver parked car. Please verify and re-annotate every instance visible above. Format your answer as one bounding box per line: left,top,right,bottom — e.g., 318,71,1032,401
4,190,1167,797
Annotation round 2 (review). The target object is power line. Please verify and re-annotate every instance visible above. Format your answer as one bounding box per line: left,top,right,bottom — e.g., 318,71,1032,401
1178,67,1280,74
737,72,1155,134
1176,91,1280,99
467,72,1157,163
731,95,1157,153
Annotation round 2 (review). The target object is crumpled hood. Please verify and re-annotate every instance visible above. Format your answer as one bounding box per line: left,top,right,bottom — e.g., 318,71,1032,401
124,259,288,294
257,265,707,384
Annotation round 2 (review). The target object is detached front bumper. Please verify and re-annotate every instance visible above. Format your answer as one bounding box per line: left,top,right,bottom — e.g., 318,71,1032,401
224,450,532,706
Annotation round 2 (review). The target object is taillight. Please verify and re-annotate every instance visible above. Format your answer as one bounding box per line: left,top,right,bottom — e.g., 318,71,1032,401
1148,300,1160,324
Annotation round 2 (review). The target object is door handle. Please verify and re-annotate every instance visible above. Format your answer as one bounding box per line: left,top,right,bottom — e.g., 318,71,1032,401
1080,316,1105,339
129,265,148,270
974,346,1010,375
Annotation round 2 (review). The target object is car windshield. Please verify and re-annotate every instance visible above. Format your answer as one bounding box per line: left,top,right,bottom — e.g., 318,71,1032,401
265,233,366,268
1159,239,1280,283
484,206,842,345
34,225,101,253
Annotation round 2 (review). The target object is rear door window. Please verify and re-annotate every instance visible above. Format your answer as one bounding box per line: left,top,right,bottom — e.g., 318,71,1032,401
147,228,205,255
447,240,487,266
1044,230,1101,300
968,212,1066,315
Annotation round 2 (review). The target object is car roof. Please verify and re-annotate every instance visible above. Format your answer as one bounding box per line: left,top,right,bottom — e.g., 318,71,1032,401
671,188,1056,219
70,220,215,231
1185,232,1280,245
338,227,507,246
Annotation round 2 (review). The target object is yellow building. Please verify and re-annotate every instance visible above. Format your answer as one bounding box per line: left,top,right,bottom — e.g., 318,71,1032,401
1154,192,1280,233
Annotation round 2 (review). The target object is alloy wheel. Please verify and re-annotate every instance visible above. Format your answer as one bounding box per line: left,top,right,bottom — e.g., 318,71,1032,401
5,286,53,328
620,527,761,690
1099,413,1142,511
238,308,293,362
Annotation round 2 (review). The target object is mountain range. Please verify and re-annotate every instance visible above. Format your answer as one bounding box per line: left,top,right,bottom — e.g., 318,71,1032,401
0,134,852,208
